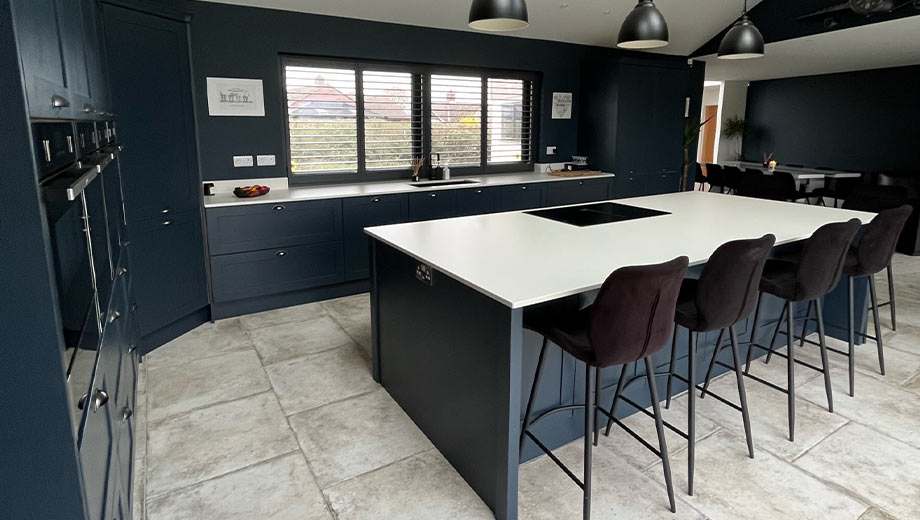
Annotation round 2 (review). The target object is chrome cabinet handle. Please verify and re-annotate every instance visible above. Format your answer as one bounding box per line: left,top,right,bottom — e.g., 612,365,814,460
121,407,133,423
578,181,584,185
161,208,170,214
108,310,121,323
430,193,437,198
51,94,70,108
372,197,380,203
117,267,128,277
475,189,482,193
275,250,287,257
80,134,85,148
91,389,108,411
77,393,88,410
272,205,285,211
162,220,172,226
521,186,527,190
83,103,95,113
128,344,136,353
41,140,52,162
66,135,73,153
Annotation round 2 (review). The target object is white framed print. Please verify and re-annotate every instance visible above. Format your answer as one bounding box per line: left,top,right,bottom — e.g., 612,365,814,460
551,92,572,120
206,77,265,117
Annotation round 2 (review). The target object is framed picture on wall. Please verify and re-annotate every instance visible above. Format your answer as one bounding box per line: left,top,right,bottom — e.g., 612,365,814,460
206,77,265,117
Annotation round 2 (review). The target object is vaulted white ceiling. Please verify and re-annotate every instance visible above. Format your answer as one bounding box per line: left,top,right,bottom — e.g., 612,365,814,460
198,0,763,56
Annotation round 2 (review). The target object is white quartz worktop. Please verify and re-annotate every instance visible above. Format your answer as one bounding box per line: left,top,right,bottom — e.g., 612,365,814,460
365,191,875,309
203,171,613,208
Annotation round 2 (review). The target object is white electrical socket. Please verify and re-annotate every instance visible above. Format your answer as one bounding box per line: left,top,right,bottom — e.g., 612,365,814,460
546,146,556,155
256,154,276,167
233,155,254,167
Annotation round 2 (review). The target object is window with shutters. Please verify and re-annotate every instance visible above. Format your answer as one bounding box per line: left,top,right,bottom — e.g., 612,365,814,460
282,56,537,184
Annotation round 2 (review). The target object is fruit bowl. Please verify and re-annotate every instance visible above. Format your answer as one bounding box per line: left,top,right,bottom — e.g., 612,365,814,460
233,185,271,198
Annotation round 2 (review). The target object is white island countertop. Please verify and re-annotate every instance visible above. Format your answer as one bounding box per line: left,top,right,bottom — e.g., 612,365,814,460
365,191,875,309
203,170,613,208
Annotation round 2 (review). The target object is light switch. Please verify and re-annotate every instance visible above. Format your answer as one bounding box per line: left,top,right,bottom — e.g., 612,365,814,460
546,146,556,155
233,155,253,167
257,154,276,166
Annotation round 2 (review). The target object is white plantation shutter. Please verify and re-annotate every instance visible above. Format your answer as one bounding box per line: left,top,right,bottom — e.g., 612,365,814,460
487,78,533,164
430,74,482,167
362,70,422,170
285,64,358,173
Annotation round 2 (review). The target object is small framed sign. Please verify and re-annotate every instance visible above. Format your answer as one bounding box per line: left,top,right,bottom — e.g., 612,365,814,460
551,92,572,120
206,77,265,117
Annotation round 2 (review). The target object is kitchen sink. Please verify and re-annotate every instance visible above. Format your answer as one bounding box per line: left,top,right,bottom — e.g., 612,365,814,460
408,179,480,188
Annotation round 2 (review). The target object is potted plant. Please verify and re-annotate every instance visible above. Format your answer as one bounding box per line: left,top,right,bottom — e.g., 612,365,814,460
722,116,746,160
680,116,712,192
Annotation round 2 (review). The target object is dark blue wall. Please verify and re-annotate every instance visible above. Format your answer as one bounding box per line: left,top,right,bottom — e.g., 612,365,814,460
742,65,920,174
153,0,692,181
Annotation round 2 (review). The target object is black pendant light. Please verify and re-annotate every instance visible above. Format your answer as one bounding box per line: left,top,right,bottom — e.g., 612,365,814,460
469,0,529,32
617,0,669,49
718,0,765,59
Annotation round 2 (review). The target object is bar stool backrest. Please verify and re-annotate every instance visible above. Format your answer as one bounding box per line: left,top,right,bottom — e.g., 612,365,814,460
853,205,913,276
795,219,862,300
705,164,725,187
588,256,689,368
696,234,776,331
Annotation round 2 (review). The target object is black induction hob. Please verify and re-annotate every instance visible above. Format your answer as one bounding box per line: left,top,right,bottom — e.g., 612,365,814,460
526,202,670,227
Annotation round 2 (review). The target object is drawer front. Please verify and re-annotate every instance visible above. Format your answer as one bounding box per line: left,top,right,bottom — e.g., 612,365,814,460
409,190,459,222
457,186,501,216
500,183,545,211
207,199,343,255
344,194,409,281
645,171,681,195
32,122,76,179
545,178,612,207
210,242,345,302
611,175,645,199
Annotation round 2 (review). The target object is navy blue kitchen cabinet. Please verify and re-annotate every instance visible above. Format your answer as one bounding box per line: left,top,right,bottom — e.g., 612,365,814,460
131,209,207,337
207,199,343,255
409,190,460,221
545,177,613,206
457,186,501,215
10,0,71,118
500,183,546,210
645,170,682,195
344,194,409,281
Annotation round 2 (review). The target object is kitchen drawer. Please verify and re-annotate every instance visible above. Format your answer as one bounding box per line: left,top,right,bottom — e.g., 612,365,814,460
210,242,345,302
343,194,409,281
457,186,500,216
611,174,645,199
500,183,546,211
76,122,100,156
409,190,459,221
545,178,613,207
32,122,76,179
207,199,343,255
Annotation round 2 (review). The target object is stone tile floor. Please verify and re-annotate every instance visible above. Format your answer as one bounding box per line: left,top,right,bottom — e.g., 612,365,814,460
133,254,920,519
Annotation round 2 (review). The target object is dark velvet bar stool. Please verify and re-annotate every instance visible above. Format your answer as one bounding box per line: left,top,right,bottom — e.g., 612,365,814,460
705,163,726,193
739,219,862,441
656,234,775,495
838,205,913,395
520,257,689,518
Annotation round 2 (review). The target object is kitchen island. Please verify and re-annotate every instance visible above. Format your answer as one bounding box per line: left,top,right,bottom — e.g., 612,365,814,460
365,191,875,520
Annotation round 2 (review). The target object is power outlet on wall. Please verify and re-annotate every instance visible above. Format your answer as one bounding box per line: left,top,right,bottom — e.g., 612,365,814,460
233,155,254,167
257,154,276,166
546,146,556,155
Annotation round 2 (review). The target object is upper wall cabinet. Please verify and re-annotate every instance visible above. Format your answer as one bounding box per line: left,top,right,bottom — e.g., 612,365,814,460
11,0,109,119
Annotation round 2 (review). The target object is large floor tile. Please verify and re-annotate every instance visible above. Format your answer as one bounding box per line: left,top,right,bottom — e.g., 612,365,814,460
880,322,920,357
147,349,269,423
249,316,354,366
288,388,432,488
903,372,920,395
145,319,253,370
135,380,148,462
323,294,373,359
795,422,920,520
324,449,493,520
597,392,720,471
698,367,847,461
146,453,331,520
265,345,378,415
519,442,703,520
644,429,867,520
238,301,328,331
797,367,920,449
792,332,920,388
146,392,297,498
133,455,145,520
858,507,899,520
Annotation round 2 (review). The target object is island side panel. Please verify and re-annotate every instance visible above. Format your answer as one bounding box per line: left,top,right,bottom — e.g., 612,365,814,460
371,240,522,520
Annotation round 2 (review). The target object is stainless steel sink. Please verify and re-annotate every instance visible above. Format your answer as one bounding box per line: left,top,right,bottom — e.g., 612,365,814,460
408,179,480,188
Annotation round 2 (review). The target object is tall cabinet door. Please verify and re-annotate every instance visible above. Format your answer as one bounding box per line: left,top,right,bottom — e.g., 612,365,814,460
103,4,199,222
9,0,71,118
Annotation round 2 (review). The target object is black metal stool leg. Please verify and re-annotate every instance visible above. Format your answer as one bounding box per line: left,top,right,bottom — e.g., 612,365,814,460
666,326,678,409
869,276,886,376
583,364,595,520
765,303,788,365
645,356,676,514
887,262,897,331
799,301,813,348
603,364,629,437
848,277,855,397
814,298,834,413
520,338,549,457
745,292,763,374
687,329,697,496
701,328,725,399
786,300,796,442
593,366,601,447
728,325,754,458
